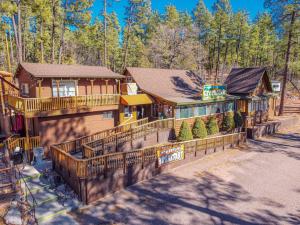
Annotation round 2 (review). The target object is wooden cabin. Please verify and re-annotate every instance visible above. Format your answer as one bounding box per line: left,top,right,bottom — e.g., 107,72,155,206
123,67,239,132
7,63,125,150
225,67,277,128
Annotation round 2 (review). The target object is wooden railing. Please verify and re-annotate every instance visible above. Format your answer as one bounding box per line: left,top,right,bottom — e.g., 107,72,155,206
6,136,41,154
82,118,174,157
55,118,149,154
51,132,246,179
6,94,120,114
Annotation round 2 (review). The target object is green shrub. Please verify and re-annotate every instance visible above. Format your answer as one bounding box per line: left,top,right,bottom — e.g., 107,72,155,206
222,112,235,132
177,121,193,142
207,116,219,135
192,118,207,139
234,110,244,128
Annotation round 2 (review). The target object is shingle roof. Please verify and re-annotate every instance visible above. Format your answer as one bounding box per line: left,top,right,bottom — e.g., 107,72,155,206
225,67,272,95
18,63,125,79
125,67,204,104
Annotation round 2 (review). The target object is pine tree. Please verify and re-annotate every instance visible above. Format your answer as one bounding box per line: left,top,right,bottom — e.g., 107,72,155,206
234,110,244,129
177,121,193,142
192,118,208,139
222,112,235,132
207,116,219,135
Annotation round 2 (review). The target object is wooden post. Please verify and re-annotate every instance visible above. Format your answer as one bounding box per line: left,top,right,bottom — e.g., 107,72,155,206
141,149,145,169
90,79,94,95
37,80,42,98
118,80,121,94
104,156,108,178
223,136,225,151
123,152,126,174
115,135,118,152
130,129,133,149
194,141,197,157
0,80,5,115
105,80,108,94
55,80,60,97
75,80,78,108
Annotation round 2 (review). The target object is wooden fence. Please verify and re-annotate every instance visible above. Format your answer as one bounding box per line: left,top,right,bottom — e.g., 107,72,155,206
54,118,149,154
7,94,120,114
51,132,246,180
82,118,174,158
6,136,41,155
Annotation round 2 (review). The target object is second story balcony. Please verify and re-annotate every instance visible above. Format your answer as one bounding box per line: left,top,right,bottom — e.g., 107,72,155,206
7,94,120,117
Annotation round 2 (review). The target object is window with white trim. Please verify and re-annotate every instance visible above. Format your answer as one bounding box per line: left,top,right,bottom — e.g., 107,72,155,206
52,80,76,97
20,83,29,96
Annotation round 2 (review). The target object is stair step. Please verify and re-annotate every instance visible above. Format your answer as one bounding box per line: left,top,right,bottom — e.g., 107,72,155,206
36,198,81,224
28,188,58,206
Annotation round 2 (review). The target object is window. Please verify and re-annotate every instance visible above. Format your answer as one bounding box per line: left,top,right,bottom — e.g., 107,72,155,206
124,106,132,118
176,106,194,119
103,111,114,119
194,105,206,116
52,80,76,97
20,83,29,96
225,102,234,112
207,103,223,115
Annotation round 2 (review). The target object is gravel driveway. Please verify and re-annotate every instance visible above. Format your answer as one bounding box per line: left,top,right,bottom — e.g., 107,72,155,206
71,127,300,225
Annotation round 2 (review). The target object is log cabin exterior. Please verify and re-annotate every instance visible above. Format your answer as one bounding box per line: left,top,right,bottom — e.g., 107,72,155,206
6,63,125,150
123,67,239,133
225,67,277,128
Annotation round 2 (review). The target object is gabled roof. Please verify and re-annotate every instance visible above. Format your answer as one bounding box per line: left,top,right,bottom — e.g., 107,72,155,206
225,67,272,95
125,67,204,104
17,63,125,79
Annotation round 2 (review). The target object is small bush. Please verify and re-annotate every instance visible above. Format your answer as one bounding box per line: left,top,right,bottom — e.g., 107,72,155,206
222,112,235,132
234,110,244,128
192,118,207,139
207,116,219,135
177,121,193,142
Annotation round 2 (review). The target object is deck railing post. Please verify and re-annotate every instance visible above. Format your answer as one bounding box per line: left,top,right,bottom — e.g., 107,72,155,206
123,152,126,174
104,156,108,178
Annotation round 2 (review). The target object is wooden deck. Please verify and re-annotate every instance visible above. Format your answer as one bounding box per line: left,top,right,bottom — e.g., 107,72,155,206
6,94,120,117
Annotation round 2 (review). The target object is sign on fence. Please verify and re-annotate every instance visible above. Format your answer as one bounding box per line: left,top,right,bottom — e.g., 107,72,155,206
157,145,185,165
202,85,226,100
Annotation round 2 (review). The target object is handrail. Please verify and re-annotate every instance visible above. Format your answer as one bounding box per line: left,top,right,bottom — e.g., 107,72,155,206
6,136,41,155
55,118,149,154
6,94,120,114
83,118,174,156
51,132,246,179
16,166,37,223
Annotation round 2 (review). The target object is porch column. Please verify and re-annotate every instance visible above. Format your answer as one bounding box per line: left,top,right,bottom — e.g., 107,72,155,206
55,80,60,97
37,80,42,98
105,80,108,94
118,80,121,94
75,80,78,108
90,79,94,95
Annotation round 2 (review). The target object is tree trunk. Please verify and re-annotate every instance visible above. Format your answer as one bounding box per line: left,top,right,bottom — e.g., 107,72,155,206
122,26,131,69
39,18,44,63
17,1,23,63
58,0,68,64
103,0,107,67
279,10,296,116
51,0,56,63
8,29,14,65
215,23,222,83
12,16,20,63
